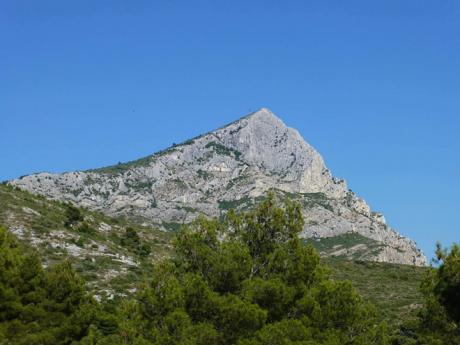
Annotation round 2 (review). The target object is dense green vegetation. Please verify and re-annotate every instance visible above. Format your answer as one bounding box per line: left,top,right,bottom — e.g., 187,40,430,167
1,190,459,344
218,196,252,211
0,227,102,344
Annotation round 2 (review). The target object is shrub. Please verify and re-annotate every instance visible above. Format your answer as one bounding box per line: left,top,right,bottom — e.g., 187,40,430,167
64,204,83,228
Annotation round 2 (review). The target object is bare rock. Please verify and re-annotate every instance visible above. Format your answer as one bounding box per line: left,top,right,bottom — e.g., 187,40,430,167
10,108,426,266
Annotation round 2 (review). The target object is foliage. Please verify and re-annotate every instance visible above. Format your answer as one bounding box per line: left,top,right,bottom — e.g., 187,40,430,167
416,243,460,344
432,243,460,323
205,141,242,160
88,155,154,175
120,227,152,258
76,222,96,235
390,243,460,345
218,196,252,211
304,232,386,261
326,258,426,325
3,187,459,344
0,184,172,297
197,169,212,180
64,204,84,228
0,226,106,344
85,194,389,344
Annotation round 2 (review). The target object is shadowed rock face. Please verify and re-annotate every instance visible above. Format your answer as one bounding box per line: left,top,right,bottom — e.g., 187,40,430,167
10,108,427,266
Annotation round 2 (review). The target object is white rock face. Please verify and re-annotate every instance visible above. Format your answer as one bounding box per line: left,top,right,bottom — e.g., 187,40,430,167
10,108,426,266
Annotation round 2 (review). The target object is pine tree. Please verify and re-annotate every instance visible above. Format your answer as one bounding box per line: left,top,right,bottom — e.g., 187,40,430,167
111,195,390,344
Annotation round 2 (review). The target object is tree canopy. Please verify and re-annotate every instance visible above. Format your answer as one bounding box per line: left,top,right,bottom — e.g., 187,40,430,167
0,226,105,344
95,195,387,344
1,195,459,344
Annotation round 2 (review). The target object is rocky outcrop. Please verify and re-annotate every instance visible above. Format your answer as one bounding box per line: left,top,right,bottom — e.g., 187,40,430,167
10,108,426,266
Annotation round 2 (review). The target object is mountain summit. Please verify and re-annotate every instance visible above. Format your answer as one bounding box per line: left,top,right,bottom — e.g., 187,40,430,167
10,108,426,266
205,108,346,198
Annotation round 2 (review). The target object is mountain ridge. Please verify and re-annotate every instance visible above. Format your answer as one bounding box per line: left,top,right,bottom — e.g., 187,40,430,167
9,108,426,266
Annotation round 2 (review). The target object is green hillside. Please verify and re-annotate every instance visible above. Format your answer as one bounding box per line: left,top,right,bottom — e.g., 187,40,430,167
0,183,172,298
0,183,426,323
326,258,426,325
305,233,427,324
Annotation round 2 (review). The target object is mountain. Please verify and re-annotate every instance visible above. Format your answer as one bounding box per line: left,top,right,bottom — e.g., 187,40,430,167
9,108,426,266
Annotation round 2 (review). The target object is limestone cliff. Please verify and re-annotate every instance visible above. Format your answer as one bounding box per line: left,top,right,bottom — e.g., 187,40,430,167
10,108,426,266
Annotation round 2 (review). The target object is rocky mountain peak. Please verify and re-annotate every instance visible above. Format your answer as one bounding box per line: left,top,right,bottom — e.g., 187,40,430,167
244,107,283,123
213,108,346,198
9,109,427,266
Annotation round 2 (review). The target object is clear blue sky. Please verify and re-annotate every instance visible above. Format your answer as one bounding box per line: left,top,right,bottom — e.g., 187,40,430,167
1,1,459,261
